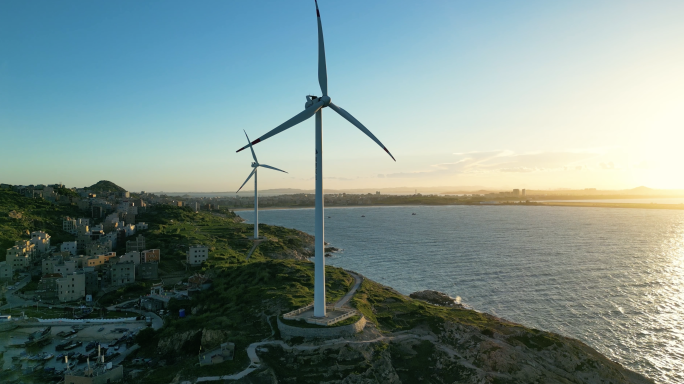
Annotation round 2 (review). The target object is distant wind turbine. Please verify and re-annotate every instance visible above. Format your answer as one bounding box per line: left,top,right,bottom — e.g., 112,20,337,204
237,131,288,239
236,0,395,318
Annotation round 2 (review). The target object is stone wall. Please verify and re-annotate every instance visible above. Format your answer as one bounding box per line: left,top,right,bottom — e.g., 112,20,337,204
277,315,366,340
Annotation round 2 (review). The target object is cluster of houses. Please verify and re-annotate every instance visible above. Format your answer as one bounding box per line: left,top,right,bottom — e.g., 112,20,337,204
2,219,160,303
1,183,214,304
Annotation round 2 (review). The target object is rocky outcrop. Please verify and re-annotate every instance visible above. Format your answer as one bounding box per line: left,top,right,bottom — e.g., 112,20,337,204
409,290,463,307
256,322,654,384
157,328,231,355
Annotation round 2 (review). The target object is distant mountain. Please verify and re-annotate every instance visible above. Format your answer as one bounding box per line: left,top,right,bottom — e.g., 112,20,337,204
87,180,127,193
628,186,654,193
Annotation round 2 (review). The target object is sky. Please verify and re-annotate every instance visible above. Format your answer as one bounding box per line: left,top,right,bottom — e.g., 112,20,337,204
1,0,683,192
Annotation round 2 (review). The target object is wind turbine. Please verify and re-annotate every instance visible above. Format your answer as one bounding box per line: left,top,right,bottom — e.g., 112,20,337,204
236,0,395,318
237,130,288,239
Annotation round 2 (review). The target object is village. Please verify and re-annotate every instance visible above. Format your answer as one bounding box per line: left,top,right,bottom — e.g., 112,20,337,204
0,182,218,383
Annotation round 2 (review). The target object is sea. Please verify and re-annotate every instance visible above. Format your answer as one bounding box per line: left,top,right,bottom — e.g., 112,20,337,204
238,205,684,384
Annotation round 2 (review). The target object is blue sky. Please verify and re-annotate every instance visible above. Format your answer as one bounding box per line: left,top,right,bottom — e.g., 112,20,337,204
2,1,683,192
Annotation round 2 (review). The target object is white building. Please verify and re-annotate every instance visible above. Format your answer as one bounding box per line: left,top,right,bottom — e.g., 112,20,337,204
63,217,89,235
30,231,51,254
187,245,209,266
60,241,77,256
136,222,148,231
63,217,77,234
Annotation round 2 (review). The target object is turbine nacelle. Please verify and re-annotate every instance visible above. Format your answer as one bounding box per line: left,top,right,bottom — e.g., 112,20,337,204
305,95,331,109
251,162,258,168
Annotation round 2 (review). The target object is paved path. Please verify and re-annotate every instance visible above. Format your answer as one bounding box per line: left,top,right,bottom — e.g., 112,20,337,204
106,302,163,330
335,271,363,308
194,270,364,383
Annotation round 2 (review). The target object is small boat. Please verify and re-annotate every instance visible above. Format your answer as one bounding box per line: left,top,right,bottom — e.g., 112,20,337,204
412,213,416,215
361,215,365,217
63,341,83,351
85,341,98,351
56,329,78,338
97,327,105,332
55,353,64,360
55,341,71,351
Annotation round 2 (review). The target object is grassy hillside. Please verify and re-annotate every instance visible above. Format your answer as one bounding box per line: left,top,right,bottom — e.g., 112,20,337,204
87,180,127,193
0,190,82,250
134,205,314,275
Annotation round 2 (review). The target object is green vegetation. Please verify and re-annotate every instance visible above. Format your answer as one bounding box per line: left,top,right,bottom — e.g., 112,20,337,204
86,180,127,194
56,187,78,198
352,279,525,334
0,190,82,250
98,281,155,307
135,205,314,276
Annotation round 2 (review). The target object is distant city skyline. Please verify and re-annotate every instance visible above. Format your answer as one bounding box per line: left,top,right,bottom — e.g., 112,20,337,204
2,1,683,191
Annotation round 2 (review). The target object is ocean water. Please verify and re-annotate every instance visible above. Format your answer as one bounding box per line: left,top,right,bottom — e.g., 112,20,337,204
238,205,684,383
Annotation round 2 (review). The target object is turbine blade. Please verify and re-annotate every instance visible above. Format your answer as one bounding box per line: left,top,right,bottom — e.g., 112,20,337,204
328,102,396,161
236,168,256,193
244,130,258,163
315,0,328,96
258,164,288,173
236,106,321,152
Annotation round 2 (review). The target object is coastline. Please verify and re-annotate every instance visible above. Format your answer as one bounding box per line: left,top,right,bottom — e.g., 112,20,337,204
232,201,684,212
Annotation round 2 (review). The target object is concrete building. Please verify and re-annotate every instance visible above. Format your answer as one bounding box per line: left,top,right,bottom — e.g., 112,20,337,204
119,251,140,265
85,241,112,257
109,261,135,286
56,272,86,302
126,236,145,253
137,262,158,280
123,224,136,237
42,256,63,275
37,273,61,301
187,245,209,266
63,217,77,234
76,228,92,252
0,261,12,281
6,240,36,270
513,189,520,196
83,268,100,294
522,189,526,196
85,253,117,269
141,249,160,263
61,241,77,256
53,260,77,277
30,231,51,255
136,222,148,231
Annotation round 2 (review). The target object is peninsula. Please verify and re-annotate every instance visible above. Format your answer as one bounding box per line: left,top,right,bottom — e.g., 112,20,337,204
0,184,654,383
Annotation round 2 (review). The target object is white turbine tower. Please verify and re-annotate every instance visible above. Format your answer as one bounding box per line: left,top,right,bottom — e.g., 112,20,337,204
236,0,395,318
237,130,288,239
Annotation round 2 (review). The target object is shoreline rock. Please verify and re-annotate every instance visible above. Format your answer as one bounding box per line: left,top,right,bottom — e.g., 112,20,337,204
410,290,464,308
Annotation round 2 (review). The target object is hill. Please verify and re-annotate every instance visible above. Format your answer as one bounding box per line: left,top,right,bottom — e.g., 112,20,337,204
120,205,652,384
87,180,127,193
1,198,652,383
0,190,82,250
